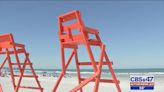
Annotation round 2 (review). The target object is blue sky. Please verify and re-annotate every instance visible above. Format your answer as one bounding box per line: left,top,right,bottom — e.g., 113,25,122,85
0,1,164,69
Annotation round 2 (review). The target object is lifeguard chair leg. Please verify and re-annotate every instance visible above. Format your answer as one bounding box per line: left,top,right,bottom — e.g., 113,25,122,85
6,49,16,88
94,45,105,92
104,52,121,92
61,47,65,73
52,49,75,92
85,44,97,72
0,57,8,71
13,47,22,73
74,48,83,92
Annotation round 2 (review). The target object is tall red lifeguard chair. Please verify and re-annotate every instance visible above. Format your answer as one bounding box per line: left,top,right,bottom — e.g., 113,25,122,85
0,33,43,92
53,10,121,92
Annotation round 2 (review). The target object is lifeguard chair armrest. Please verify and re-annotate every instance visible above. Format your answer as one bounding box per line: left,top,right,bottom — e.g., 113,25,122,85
85,27,99,34
10,42,25,48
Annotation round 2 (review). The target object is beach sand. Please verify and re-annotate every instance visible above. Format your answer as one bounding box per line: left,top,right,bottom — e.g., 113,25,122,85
0,75,164,92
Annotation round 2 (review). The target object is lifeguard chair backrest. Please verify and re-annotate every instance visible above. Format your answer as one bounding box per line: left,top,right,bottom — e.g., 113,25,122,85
0,33,15,49
58,10,85,34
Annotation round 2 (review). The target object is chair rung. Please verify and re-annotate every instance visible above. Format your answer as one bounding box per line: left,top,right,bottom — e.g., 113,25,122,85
0,49,25,54
88,39,101,46
14,75,38,78
19,86,43,90
78,61,113,66
80,78,120,83
85,27,99,34
63,44,78,49
11,63,32,65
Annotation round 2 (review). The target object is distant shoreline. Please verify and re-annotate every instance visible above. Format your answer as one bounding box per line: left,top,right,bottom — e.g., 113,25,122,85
1,68,164,77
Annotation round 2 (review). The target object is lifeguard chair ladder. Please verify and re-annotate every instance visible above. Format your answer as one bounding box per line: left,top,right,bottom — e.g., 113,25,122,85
52,10,121,92
0,33,43,92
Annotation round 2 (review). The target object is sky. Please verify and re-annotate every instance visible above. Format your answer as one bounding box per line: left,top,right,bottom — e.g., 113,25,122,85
0,1,164,69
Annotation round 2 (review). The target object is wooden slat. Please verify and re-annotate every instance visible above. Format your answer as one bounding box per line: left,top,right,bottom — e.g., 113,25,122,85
88,39,101,46
63,44,78,49
59,10,79,22
0,49,25,54
12,43,25,48
85,27,99,34
63,22,79,31
19,86,42,90
11,63,32,65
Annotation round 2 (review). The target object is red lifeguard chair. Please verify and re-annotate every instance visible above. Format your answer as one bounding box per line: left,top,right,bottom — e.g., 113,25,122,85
52,10,121,92
0,33,43,92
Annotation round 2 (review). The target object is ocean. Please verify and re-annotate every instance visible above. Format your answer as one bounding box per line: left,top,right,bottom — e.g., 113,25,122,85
1,68,164,78
35,68,164,78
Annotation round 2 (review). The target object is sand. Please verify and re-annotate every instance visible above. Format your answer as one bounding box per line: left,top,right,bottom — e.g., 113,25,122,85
0,75,164,92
